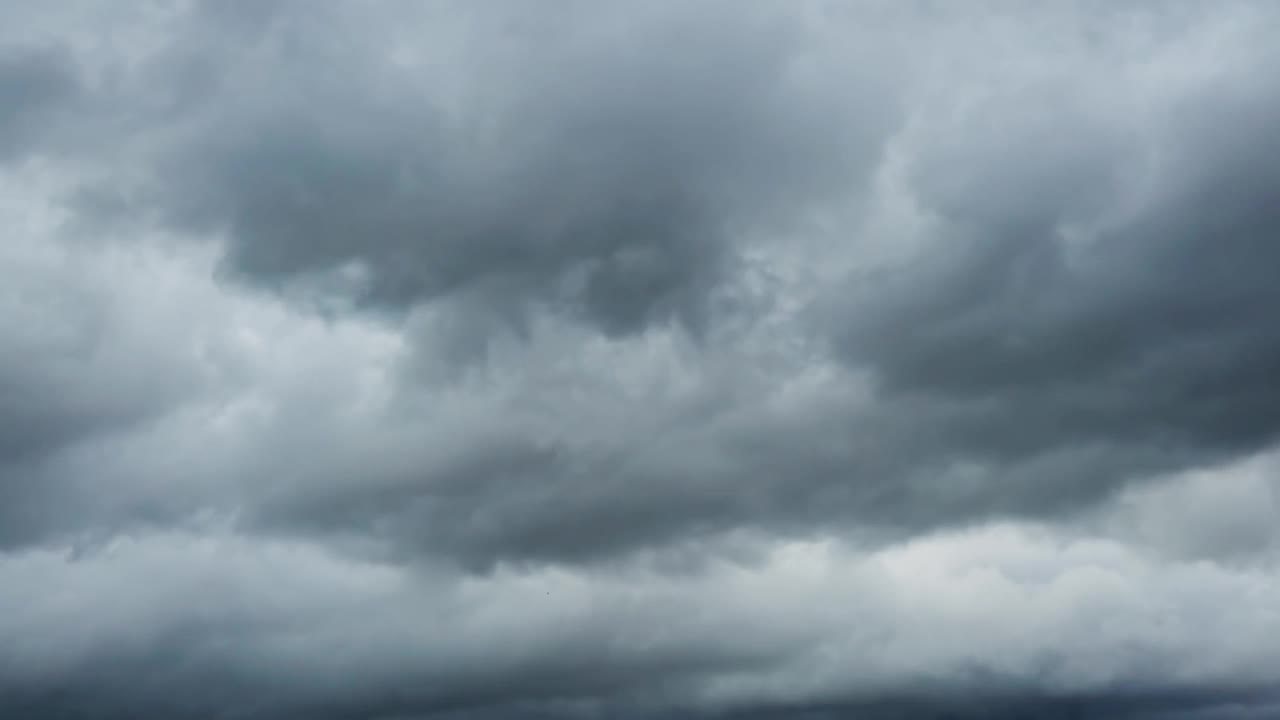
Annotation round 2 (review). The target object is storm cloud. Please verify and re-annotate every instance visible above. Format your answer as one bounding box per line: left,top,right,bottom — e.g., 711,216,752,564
2,1,1280,718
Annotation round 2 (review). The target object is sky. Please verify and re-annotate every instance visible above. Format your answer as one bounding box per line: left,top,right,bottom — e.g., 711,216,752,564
3,1,1280,718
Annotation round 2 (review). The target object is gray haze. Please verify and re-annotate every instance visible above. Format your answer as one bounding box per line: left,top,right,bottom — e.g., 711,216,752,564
2,1,1279,718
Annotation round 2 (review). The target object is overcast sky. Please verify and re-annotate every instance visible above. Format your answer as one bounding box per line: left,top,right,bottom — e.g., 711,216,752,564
3,1,1280,718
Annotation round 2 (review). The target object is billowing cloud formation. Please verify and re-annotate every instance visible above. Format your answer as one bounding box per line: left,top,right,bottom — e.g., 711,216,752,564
78,1,894,338
2,1,1280,718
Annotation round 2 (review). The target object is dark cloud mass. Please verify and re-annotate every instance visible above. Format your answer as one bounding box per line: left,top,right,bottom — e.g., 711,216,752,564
2,2,1280,719
138,1,891,337
0,45,80,162
824,50,1280,523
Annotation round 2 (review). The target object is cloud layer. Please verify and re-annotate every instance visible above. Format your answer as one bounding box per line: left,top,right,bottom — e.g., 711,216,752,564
3,1,1280,718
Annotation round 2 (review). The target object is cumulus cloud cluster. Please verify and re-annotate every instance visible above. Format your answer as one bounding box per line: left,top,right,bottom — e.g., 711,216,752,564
2,1,1279,718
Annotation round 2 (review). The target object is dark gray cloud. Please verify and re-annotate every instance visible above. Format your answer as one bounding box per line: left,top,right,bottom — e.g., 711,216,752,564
0,224,226,548
822,33,1280,528
100,0,894,339
2,1,1280,719
0,45,79,162
735,693,1280,720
